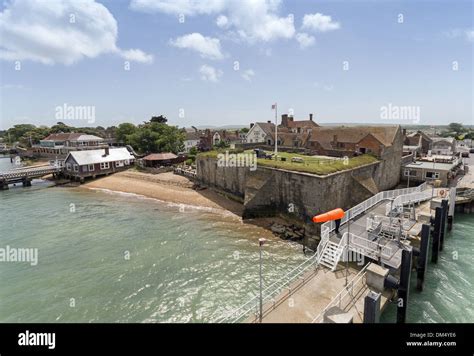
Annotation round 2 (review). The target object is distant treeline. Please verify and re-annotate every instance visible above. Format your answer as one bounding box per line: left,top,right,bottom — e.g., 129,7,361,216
0,115,185,155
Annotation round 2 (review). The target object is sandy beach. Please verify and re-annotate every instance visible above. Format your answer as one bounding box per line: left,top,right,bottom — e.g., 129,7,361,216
82,170,245,217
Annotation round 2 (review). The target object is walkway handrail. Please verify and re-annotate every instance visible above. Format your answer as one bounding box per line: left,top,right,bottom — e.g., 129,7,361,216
321,182,428,234
213,250,320,323
311,263,370,323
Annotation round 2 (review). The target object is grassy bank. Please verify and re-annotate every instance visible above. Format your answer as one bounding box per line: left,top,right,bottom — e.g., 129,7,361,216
198,150,379,175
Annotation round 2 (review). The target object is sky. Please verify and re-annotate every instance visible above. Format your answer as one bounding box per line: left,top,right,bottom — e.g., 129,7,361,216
0,0,472,130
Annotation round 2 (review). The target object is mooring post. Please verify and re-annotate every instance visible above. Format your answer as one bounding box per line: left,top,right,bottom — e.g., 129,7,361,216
447,188,456,231
363,290,381,323
397,248,412,324
416,224,430,291
439,199,448,251
431,207,442,264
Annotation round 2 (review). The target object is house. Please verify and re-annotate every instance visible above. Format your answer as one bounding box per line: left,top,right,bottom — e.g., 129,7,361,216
184,131,200,152
307,126,402,159
402,156,462,187
245,114,318,145
403,130,432,155
245,121,276,144
63,147,134,182
280,113,319,134
212,130,242,146
431,137,456,155
142,152,184,167
35,133,105,156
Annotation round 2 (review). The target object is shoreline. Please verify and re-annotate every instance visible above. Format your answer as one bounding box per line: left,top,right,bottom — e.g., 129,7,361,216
82,170,245,218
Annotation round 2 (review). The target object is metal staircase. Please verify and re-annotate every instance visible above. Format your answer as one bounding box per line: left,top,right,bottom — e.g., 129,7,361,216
317,238,345,271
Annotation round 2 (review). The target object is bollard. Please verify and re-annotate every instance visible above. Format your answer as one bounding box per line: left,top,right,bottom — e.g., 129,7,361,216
416,224,430,291
397,249,412,324
431,207,442,264
439,199,448,251
363,291,381,323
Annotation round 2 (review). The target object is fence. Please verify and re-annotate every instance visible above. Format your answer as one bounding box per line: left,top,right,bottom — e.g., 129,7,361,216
311,263,370,323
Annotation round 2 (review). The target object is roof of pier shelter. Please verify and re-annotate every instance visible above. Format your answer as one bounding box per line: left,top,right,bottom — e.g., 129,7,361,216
143,153,178,161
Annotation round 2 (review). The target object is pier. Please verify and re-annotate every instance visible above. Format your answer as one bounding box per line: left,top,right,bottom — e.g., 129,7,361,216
0,165,61,190
216,181,458,324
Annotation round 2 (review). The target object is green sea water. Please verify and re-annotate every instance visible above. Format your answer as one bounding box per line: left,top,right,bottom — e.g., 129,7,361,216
1,157,473,323
0,157,306,322
381,213,474,323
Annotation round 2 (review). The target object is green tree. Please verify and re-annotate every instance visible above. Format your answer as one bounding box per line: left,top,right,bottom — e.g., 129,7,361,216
150,115,167,124
116,123,137,143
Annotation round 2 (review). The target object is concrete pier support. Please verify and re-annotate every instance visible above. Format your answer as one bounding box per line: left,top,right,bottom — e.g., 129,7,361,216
439,199,448,251
397,249,412,324
416,224,430,291
0,182,9,190
431,207,442,264
363,291,381,323
22,179,32,187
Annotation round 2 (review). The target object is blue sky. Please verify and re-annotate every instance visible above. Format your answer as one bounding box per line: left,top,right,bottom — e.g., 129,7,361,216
0,0,472,130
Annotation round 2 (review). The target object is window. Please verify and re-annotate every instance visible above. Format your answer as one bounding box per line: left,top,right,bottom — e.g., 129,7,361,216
100,162,110,170
88,164,94,171
73,164,79,172
425,171,440,179
404,169,417,177
115,161,124,167
66,163,72,171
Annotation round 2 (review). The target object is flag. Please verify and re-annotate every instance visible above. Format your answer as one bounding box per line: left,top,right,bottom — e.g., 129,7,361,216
271,103,276,110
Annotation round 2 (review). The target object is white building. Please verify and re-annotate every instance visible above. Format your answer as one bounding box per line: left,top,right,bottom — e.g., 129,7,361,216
245,122,275,144
184,132,200,152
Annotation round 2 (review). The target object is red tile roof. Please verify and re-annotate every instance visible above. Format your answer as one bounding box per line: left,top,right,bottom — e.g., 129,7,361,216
143,153,178,161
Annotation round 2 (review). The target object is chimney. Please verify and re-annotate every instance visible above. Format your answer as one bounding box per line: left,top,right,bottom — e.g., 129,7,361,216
267,120,271,124
309,113,313,121
403,128,407,136
281,114,288,127
250,123,254,128
103,146,110,157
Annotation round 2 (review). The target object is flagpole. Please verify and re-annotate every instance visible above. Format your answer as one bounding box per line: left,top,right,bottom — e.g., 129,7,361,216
274,103,278,157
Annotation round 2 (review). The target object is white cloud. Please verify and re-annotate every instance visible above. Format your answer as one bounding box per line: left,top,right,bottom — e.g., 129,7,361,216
446,28,474,42
241,69,255,81
130,0,225,15
295,33,315,49
170,33,224,60
467,30,474,42
0,0,152,65
199,64,223,82
120,49,154,63
131,0,295,43
302,13,340,33
216,15,229,29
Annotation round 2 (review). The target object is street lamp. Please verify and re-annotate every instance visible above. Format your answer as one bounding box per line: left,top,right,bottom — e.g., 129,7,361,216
258,238,266,323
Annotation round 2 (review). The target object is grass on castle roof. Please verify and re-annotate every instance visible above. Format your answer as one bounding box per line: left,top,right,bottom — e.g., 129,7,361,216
198,150,379,175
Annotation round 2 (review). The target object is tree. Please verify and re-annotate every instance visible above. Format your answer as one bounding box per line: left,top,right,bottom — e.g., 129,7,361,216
150,115,167,124
448,123,465,135
116,123,137,143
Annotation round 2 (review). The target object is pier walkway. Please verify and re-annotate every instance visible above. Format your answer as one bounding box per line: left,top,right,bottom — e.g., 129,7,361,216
0,165,61,189
215,183,434,323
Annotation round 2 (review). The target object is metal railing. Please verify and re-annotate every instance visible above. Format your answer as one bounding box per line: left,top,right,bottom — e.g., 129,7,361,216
311,263,370,323
213,250,322,323
321,182,428,234
217,182,429,324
